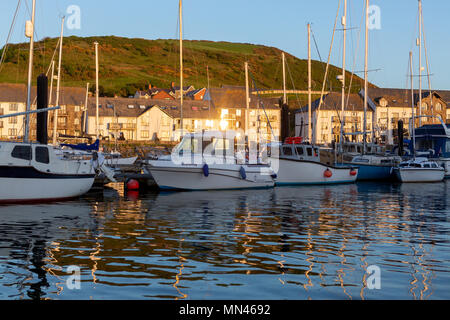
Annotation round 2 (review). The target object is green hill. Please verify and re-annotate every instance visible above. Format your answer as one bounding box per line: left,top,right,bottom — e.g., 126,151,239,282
0,36,376,102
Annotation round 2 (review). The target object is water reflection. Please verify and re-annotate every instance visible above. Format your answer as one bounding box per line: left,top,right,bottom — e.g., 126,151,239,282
0,182,449,300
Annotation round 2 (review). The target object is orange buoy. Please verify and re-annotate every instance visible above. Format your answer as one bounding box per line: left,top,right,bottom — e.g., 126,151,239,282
350,169,357,176
324,169,333,178
126,179,140,191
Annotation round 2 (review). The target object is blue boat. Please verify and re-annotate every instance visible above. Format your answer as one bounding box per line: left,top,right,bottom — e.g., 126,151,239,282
413,123,450,178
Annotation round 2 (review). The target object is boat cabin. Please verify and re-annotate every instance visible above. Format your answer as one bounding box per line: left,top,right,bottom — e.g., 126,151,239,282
398,157,441,169
280,143,320,162
414,124,450,159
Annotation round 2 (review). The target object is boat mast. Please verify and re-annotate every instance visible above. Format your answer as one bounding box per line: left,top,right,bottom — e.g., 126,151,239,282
84,82,89,134
179,0,184,137
24,0,36,143
363,0,369,154
48,60,55,106
52,16,65,145
410,51,416,159
418,0,423,127
340,0,347,152
282,52,287,106
245,61,250,136
307,23,312,144
94,41,99,140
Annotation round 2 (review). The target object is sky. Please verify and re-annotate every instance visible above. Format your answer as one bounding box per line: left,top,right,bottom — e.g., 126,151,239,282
0,0,449,90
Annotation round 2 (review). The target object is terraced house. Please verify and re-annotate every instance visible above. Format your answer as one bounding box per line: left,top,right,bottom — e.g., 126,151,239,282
0,83,86,141
87,87,281,142
295,88,450,145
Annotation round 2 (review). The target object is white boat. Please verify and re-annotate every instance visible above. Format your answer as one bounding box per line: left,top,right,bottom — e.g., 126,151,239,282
270,141,358,185
0,142,95,203
0,2,96,204
146,131,276,191
104,152,138,166
393,158,445,183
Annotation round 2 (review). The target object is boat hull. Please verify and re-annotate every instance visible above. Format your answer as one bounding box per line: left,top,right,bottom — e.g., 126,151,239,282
348,164,394,181
393,168,445,183
147,162,275,191
0,174,95,203
272,158,358,186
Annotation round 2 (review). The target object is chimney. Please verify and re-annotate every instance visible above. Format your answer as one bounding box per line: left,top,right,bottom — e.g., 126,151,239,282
171,82,175,89
149,84,152,90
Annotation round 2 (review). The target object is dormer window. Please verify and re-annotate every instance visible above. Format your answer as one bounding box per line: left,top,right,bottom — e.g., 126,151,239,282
128,105,135,109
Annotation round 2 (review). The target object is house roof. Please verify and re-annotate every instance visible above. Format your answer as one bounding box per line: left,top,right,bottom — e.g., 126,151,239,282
296,92,366,113
0,83,86,106
87,97,154,117
367,87,450,108
208,87,280,110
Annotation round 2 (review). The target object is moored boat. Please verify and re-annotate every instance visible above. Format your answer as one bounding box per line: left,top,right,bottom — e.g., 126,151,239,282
393,157,445,183
270,139,358,186
145,131,276,191
0,141,95,203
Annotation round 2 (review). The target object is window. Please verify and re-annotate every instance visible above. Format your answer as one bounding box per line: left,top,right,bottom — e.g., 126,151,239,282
282,146,293,156
435,103,442,111
58,117,66,125
9,117,17,124
296,147,304,155
74,105,80,112
141,131,149,138
9,103,19,111
306,148,313,157
236,109,242,117
74,118,80,125
60,105,66,113
35,146,49,164
8,128,17,136
12,145,32,161
421,102,428,110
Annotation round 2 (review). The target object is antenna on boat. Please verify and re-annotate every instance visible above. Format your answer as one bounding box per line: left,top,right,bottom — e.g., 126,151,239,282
94,41,99,140
410,51,416,159
245,61,250,136
363,0,369,155
179,0,184,138
340,0,348,154
52,16,65,145
418,0,423,127
307,23,313,144
24,0,36,143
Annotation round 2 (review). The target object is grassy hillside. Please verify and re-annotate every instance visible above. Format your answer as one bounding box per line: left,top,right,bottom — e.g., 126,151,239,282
0,36,376,99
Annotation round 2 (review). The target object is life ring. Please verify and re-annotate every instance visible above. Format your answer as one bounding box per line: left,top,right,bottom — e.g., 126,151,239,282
324,168,333,178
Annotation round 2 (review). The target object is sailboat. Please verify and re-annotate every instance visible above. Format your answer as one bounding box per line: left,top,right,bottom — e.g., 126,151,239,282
338,0,401,180
0,1,96,203
269,26,358,186
145,1,276,190
393,10,444,184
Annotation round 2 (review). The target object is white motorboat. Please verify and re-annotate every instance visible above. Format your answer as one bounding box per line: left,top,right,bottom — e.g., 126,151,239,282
393,158,445,183
145,131,276,191
0,142,95,203
270,140,358,185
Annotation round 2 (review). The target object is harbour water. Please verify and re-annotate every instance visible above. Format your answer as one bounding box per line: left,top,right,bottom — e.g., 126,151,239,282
0,182,449,300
